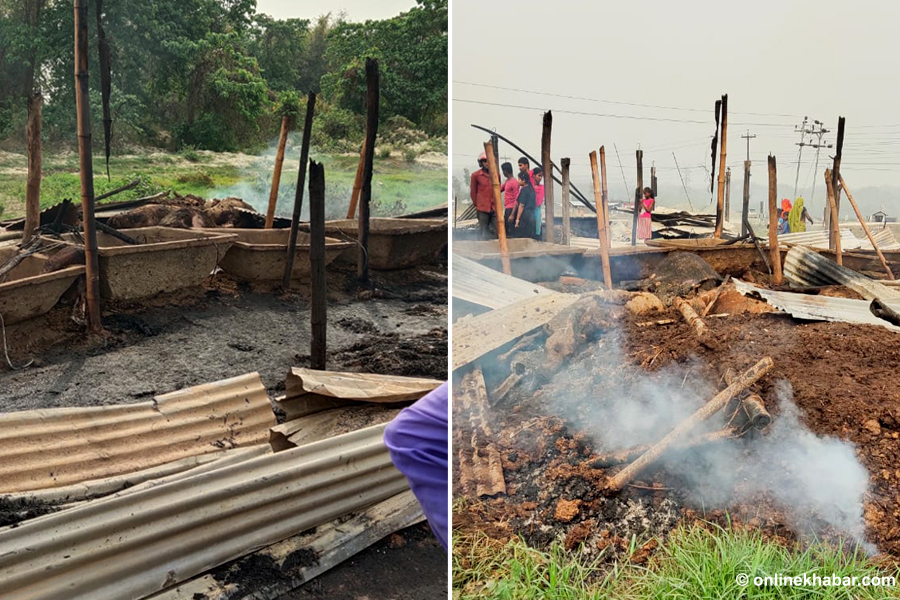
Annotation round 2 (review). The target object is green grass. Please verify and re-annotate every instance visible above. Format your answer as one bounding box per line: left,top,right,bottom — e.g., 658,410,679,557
453,523,899,600
0,147,447,220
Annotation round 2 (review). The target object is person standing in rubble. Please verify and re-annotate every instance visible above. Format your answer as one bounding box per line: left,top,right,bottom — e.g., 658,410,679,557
788,197,814,232
512,170,537,238
637,186,655,241
501,162,520,224
533,167,545,239
469,152,495,239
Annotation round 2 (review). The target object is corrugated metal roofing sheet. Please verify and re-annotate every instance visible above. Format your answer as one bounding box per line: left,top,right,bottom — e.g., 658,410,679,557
0,372,276,493
0,424,406,600
452,254,557,310
733,279,900,332
778,227,900,251
783,245,900,302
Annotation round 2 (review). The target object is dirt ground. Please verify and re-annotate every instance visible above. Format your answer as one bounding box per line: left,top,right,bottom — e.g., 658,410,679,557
0,262,448,598
453,280,900,568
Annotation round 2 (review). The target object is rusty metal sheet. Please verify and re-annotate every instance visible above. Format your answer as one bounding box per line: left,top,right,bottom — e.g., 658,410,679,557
733,278,900,332
0,372,276,493
0,424,407,600
452,254,557,310
783,245,900,302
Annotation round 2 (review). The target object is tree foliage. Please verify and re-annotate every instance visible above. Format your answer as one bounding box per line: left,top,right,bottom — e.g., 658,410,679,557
0,0,447,152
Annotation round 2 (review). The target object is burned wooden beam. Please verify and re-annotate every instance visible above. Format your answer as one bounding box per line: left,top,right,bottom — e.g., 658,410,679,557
589,428,738,469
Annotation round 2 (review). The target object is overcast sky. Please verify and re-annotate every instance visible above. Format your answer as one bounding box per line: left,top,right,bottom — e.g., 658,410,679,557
256,0,415,22
453,0,900,215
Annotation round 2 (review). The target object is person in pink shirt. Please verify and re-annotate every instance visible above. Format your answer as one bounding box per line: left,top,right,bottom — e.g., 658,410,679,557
501,162,519,225
533,167,545,238
637,186,655,241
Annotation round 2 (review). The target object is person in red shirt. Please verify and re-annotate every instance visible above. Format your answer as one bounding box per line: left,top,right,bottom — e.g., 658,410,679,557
469,152,495,239
501,162,519,225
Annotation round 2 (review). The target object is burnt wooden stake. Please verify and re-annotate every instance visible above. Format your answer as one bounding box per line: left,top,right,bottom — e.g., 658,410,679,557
840,175,894,280
632,150,643,245
265,115,291,228
715,94,729,238
24,92,42,242
283,92,316,290
95,0,112,180
828,116,845,248
309,160,327,370
599,146,611,252
741,160,751,237
74,0,102,331
589,150,612,288
541,111,554,243
358,58,379,284
824,168,842,267
491,135,500,183
650,164,657,197
725,167,731,224
767,155,783,285
560,157,571,245
484,142,511,275
346,139,365,219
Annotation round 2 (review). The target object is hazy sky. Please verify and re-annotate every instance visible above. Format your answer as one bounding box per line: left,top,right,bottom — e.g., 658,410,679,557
256,0,415,22
453,0,900,215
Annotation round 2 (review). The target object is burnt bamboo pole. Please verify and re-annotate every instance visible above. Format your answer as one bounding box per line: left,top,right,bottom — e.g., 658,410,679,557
358,58,379,284
828,116,845,247
606,357,774,492
95,0,112,180
714,94,728,238
346,139,366,219
824,168,842,267
650,164,657,197
282,92,316,290
541,111,554,243
632,150,643,245
839,175,894,280
725,167,731,224
589,150,612,288
309,159,327,370
74,0,102,331
741,160,751,237
599,146,610,252
265,115,291,228
491,135,500,183
560,157,571,245
484,141,511,275
24,92,42,242
767,155,783,285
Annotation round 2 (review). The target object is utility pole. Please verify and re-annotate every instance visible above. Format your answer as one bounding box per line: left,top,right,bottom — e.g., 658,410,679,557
806,120,832,208
741,130,756,162
793,116,811,199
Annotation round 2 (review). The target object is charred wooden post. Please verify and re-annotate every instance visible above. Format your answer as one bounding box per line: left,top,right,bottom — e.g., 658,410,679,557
725,167,731,224
74,0,102,331
650,164,658,198
265,115,291,228
95,0,112,180
346,140,365,219
606,357,774,491
741,395,771,429
673,296,709,338
309,160,327,370
715,94,729,238
484,142,511,275
24,92,42,242
825,168,842,267
358,58,379,284
828,116,845,246
590,429,738,469
589,150,612,288
283,92,316,290
767,155,783,285
541,111,555,243
599,146,611,252
560,158,571,245
491,135,500,182
839,175,894,280
741,160,751,237
632,150,643,246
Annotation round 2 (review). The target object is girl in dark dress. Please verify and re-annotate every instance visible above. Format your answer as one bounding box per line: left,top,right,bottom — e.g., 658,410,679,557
510,170,536,238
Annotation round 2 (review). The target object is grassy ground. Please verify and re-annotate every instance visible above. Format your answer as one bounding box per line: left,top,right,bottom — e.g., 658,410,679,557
0,147,447,221
453,522,899,599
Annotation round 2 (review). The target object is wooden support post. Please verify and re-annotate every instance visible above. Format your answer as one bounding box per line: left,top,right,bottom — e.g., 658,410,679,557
824,168,842,267
725,167,731,224
560,158,571,246
484,142,511,275
309,160,327,370
95,0,112,180
358,58,379,284
541,111,554,243
767,155,783,285
283,92,316,290
839,176,894,279
599,146,610,252
828,116,845,248
650,164,657,197
491,135,500,182
741,160,751,237
346,140,366,219
24,92,42,242
715,94,728,238
606,357,774,492
265,115,291,228
632,150,643,246
74,0,102,332
589,150,612,288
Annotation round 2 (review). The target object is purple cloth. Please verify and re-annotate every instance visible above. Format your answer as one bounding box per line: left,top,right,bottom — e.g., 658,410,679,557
383,383,448,550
